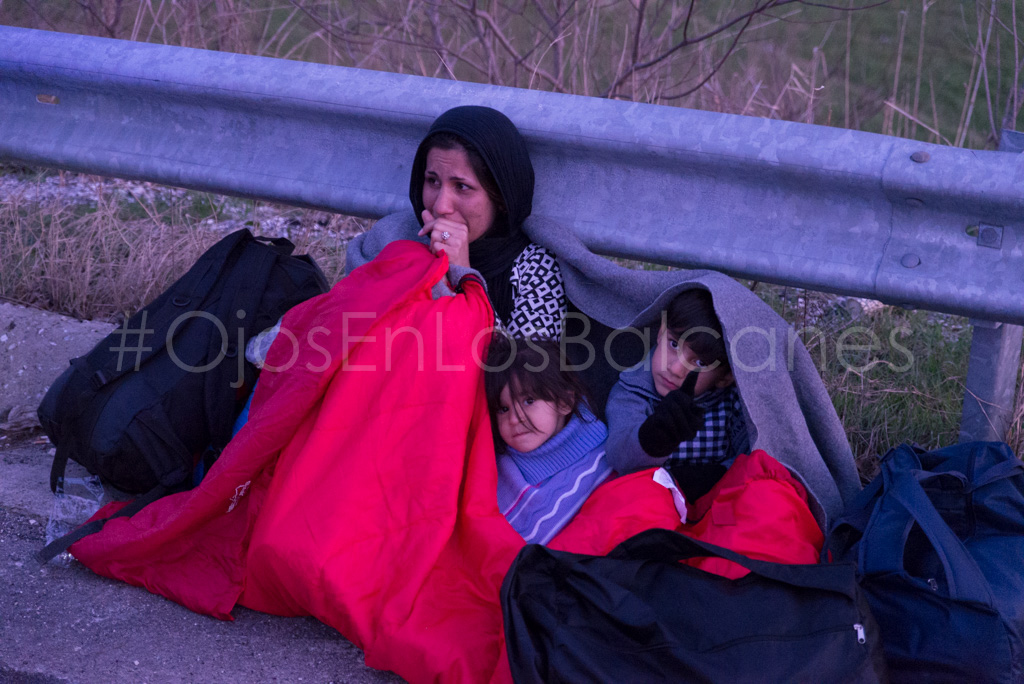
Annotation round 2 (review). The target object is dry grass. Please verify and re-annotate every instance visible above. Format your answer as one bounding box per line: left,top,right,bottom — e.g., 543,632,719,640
1007,357,1024,453
0,174,358,321
1,183,211,320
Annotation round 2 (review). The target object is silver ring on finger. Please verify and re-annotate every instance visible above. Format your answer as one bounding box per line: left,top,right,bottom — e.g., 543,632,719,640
441,231,451,242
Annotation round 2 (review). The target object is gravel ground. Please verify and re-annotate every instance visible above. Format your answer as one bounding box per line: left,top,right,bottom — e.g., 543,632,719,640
0,435,404,684
0,167,370,244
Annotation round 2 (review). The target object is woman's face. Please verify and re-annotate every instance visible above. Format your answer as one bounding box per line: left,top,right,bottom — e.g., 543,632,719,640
422,146,497,243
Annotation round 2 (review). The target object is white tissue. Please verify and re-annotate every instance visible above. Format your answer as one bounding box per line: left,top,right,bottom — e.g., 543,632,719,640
653,467,687,523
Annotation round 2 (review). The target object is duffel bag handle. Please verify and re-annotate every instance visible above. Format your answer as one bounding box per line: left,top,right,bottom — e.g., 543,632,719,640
609,529,859,599
861,467,994,606
970,456,1024,489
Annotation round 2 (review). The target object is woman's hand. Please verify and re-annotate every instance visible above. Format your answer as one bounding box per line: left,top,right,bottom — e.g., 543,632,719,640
418,210,471,268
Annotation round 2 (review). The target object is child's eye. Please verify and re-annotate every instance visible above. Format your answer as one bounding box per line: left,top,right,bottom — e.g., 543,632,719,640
497,405,509,414
668,338,680,350
522,397,535,406
695,359,708,368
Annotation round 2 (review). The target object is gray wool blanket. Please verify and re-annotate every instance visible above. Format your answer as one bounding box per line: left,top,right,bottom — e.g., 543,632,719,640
348,212,862,526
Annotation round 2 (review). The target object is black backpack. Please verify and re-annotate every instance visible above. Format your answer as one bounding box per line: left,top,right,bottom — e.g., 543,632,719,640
37,229,328,561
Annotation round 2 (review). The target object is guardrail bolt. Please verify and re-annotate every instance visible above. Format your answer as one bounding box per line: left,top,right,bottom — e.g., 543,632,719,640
977,223,1004,249
900,253,922,268
911,151,931,163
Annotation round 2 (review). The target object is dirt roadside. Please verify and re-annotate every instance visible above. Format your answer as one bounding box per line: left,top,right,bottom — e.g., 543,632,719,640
0,302,114,433
0,438,401,684
0,300,402,683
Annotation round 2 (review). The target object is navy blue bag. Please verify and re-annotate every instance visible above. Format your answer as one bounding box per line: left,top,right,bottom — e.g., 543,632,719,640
829,442,1024,683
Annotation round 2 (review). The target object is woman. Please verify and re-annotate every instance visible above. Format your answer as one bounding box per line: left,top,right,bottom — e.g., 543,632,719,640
349,105,566,339
241,106,566,435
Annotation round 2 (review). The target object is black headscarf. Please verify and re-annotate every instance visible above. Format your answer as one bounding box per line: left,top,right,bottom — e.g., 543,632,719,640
409,105,534,325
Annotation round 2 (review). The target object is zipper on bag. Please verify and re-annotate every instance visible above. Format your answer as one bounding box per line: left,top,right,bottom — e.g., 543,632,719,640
704,624,864,653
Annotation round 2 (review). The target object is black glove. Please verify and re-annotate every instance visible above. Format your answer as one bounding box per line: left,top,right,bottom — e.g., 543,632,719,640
637,371,706,458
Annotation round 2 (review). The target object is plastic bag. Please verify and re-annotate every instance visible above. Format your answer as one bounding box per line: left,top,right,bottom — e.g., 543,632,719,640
44,474,106,567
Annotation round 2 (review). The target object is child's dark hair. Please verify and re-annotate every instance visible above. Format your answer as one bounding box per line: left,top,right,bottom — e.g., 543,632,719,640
484,335,592,454
664,289,729,367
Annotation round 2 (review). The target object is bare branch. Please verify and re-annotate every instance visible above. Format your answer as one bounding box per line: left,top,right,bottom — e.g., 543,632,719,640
799,0,891,9
999,0,1022,135
451,1,565,90
682,0,696,42
884,100,954,145
603,0,804,99
631,0,647,67
75,0,118,38
19,0,61,31
957,0,997,146
285,0,492,79
658,10,757,101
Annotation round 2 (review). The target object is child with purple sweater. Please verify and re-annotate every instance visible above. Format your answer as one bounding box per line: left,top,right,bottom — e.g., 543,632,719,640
485,336,612,545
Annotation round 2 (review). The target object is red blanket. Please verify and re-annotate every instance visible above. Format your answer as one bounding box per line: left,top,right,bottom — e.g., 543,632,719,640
70,242,680,683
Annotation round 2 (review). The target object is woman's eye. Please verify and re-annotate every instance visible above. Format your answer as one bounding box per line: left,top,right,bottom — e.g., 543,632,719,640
456,182,472,191
425,176,439,187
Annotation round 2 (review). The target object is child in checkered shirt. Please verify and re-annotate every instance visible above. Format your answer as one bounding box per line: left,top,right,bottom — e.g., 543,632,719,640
605,288,749,501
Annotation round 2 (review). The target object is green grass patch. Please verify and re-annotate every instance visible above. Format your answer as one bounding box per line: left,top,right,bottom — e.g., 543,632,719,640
743,284,976,478
814,308,971,481
751,1,1022,147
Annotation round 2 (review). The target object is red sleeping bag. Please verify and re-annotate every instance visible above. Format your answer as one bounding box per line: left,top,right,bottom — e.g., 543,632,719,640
680,449,824,579
68,241,684,683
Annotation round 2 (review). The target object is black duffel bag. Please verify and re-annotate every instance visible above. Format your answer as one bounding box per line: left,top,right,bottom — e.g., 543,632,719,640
501,528,887,683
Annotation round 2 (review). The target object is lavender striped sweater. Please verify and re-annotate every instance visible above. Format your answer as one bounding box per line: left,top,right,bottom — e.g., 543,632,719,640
496,406,612,545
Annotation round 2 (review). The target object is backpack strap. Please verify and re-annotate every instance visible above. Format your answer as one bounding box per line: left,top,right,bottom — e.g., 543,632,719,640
89,229,254,390
608,528,860,600
204,237,287,453
45,361,93,492
35,484,167,565
49,445,70,494
824,471,885,559
971,456,1024,489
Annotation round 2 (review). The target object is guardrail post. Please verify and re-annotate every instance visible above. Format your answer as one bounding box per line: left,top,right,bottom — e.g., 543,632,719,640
960,320,1023,442
958,130,1024,444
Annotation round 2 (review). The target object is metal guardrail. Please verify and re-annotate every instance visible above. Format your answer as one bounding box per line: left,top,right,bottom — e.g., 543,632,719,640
1,26,1021,441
